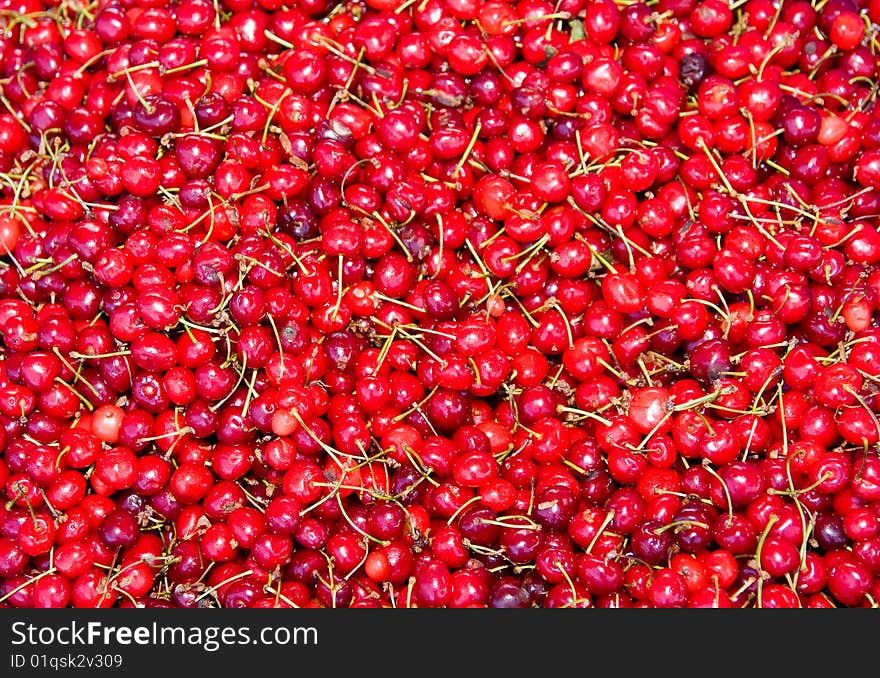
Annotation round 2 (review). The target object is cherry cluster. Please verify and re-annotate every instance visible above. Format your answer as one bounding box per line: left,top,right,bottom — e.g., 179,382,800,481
1,0,880,609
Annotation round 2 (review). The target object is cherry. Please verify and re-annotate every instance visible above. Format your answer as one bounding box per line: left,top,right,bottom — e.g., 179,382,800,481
827,556,872,606
97,509,140,550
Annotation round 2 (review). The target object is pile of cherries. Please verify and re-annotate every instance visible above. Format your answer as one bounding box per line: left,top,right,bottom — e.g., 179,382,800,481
1,0,880,609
